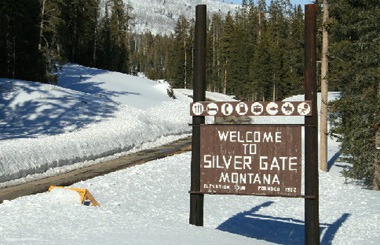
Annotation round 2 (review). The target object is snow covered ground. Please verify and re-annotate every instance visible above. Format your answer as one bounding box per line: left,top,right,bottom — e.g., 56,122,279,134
118,0,238,35
0,64,193,185
0,64,379,244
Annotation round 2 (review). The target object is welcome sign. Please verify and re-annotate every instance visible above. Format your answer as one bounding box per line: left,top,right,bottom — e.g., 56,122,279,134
200,125,302,196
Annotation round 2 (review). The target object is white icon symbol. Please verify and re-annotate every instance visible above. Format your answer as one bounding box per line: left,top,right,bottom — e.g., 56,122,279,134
266,102,279,115
251,102,264,115
206,103,218,116
221,103,233,116
281,102,295,115
298,102,311,115
192,102,204,115
236,102,248,115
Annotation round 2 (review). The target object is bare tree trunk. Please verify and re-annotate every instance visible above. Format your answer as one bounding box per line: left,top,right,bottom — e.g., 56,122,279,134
72,20,77,62
93,8,98,67
184,39,187,89
38,0,46,51
258,0,265,38
374,83,380,190
374,143,380,190
223,59,227,95
11,20,16,78
272,74,276,101
320,0,329,172
212,25,217,92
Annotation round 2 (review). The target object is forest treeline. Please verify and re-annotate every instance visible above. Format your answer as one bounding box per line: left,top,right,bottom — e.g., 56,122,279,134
0,0,379,189
0,0,308,101
0,0,133,83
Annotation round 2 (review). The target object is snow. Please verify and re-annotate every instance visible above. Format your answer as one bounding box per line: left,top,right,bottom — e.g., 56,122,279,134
0,64,192,184
116,0,238,35
0,64,379,244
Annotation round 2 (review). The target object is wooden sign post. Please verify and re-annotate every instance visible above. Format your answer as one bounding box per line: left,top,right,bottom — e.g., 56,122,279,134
190,4,319,244
189,4,206,227
304,4,320,245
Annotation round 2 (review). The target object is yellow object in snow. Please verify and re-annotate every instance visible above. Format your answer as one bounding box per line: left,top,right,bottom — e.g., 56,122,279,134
48,186,100,207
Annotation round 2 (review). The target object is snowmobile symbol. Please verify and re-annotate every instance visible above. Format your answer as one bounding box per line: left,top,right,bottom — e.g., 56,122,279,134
266,102,279,115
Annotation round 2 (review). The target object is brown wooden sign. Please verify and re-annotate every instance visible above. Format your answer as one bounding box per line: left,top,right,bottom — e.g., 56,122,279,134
191,101,312,117
200,125,302,196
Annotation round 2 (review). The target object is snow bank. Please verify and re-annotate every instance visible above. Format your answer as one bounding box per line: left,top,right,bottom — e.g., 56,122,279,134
0,64,192,184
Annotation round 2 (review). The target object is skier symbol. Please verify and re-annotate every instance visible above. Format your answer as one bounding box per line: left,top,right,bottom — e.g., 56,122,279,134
221,103,233,116
236,102,248,115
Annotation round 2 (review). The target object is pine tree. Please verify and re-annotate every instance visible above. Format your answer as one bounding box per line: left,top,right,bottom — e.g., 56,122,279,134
250,31,273,101
330,0,380,188
283,4,304,96
207,12,224,92
266,0,293,100
248,1,268,101
97,2,112,69
169,15,192,88
58,0,100,67
97,0,131,73
232,3,257,99
0,0,45,81
109,0,130,73
38,0,65,82
219,12,236,95
163,34,177,82
133,32,171,80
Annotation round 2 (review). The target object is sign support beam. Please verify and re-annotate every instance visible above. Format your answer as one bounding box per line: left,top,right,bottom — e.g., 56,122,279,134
304,4,320,245
190,4,206,227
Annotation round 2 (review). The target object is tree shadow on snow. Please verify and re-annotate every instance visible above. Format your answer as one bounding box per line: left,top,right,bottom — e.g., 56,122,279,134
327,151,341,171
57,64,140,98
217,201,350,244
0,65,134,140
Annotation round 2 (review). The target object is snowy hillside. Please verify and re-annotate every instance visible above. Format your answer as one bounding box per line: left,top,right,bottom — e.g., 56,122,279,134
117,0,238,35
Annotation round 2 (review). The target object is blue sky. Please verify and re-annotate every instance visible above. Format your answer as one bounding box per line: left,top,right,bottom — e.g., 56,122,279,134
229,0,314,6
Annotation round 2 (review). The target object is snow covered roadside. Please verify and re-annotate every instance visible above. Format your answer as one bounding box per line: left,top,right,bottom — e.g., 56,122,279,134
0,64,193,185
0,136,379,244
0,153,261,245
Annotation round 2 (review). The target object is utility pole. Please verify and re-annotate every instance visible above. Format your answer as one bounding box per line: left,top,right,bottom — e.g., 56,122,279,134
320,0,329,172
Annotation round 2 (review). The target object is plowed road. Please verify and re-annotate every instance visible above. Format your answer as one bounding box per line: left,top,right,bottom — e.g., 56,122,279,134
0,136,191,203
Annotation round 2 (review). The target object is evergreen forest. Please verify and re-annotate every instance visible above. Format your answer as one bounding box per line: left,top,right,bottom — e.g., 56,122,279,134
0,0,379,189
